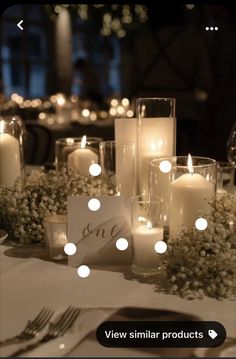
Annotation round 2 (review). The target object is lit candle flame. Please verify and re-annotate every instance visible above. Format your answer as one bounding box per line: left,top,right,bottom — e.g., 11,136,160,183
147,221,152,229
187,154,194,175
81,135,87,149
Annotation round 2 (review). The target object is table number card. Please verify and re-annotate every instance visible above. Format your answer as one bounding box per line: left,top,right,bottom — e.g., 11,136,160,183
68,196,132,266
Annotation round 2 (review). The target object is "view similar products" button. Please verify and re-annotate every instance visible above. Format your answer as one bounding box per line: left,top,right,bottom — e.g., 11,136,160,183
96,321,226,348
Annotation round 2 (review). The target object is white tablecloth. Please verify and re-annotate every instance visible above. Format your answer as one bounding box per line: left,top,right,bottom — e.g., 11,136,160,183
0,244,236,357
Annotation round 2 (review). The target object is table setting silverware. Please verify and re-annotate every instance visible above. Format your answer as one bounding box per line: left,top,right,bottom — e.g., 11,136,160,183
9,306,80,357
0,308,54,346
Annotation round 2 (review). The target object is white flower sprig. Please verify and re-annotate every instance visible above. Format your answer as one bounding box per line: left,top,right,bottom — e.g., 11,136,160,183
163,192,236,300
0,168,109,244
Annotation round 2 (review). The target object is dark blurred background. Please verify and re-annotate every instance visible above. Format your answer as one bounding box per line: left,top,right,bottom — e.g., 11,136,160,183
0,3,235,163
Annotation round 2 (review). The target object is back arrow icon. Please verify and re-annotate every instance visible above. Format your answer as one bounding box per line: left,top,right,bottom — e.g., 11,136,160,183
17,20,23,30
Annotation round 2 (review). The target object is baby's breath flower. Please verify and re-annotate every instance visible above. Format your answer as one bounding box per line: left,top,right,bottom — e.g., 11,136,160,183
164,192,236,300
0,169,111,244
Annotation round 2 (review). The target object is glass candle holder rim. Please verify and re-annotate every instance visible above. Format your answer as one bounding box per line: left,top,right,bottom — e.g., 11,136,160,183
0,116,22,131
56,137,103,146
149,156,216,169
43,214,67,224
131,194,164,204
217,161,235,169
0,115,22,121
100,140,136,147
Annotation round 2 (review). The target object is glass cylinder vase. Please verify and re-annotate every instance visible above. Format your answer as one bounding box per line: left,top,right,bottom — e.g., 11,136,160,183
131,194,164,276
149,156,217,239
43,214,67,260
137,97,176,195
55,136,102,176
0,116,25,187
99,140,136,197
216,161,235,194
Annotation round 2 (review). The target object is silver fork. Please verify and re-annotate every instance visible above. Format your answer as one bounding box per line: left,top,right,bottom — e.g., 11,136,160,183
0,308,54,346
10,306,80,357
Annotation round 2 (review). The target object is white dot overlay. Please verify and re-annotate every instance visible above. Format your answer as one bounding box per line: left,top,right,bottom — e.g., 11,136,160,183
195,217,208,231
77,265,90,278
159,160,172,173
205,27,209,31
89,163,102,176
116,238,129,251
154,241,167,254
64,242,77,256
88,198,101,211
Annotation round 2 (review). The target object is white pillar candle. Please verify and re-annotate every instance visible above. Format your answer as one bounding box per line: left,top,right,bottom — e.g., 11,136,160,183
133,224,163,267
68,148,98,176
67,136,98,177
115,117,137,145
115,118,137,196
169,170,214,239
138,117,175,195
0,133,21,187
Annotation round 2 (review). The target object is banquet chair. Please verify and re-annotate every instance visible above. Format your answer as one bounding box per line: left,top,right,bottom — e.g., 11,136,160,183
24,122,53,165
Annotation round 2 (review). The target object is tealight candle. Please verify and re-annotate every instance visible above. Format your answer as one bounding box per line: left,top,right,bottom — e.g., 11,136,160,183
55,232,67,247
43,214,67,260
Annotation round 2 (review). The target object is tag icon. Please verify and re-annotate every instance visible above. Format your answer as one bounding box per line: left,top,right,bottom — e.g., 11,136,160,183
208,329,218,339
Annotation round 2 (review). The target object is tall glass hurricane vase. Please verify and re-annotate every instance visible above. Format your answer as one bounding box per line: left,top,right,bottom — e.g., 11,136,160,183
137,98,176,195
